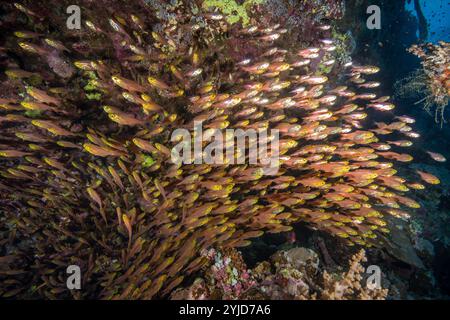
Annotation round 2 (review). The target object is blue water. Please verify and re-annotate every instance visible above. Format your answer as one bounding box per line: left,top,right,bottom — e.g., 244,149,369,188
405,0,450,43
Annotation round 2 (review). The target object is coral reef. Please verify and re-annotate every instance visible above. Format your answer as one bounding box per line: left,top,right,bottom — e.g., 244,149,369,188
408,163,450,248
172,247,256,299
202,0,264,25
171,247,388,300
260,0,345,45
0,0,443,299
396,42,449,125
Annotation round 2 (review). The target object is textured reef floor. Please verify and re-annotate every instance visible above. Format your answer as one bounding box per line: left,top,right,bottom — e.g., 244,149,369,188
0,0,449,300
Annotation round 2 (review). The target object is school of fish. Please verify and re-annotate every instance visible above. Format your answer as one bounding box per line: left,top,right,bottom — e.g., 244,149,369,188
0,1,443,299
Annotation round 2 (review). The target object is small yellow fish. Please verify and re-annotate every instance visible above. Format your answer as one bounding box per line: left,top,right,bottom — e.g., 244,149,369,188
147,76,170,90
417,170,440,185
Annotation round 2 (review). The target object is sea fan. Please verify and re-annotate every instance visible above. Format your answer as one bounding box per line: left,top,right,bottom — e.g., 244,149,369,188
395,42,450,126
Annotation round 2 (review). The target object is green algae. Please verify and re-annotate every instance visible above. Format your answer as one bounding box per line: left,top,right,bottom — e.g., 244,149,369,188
202,0,264,25
142,154,156,168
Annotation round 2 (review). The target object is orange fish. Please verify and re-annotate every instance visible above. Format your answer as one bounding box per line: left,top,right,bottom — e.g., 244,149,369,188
416,170,440,185
147,76,170,90
242,61,270,74
112,75,147,92
426,151,446,162
0,150,32,158
387,140,413,147
298,177,326,188
367,102,395,111
26,87,61,106
108,112,145,126
83,143,123,157
378,151,413,162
